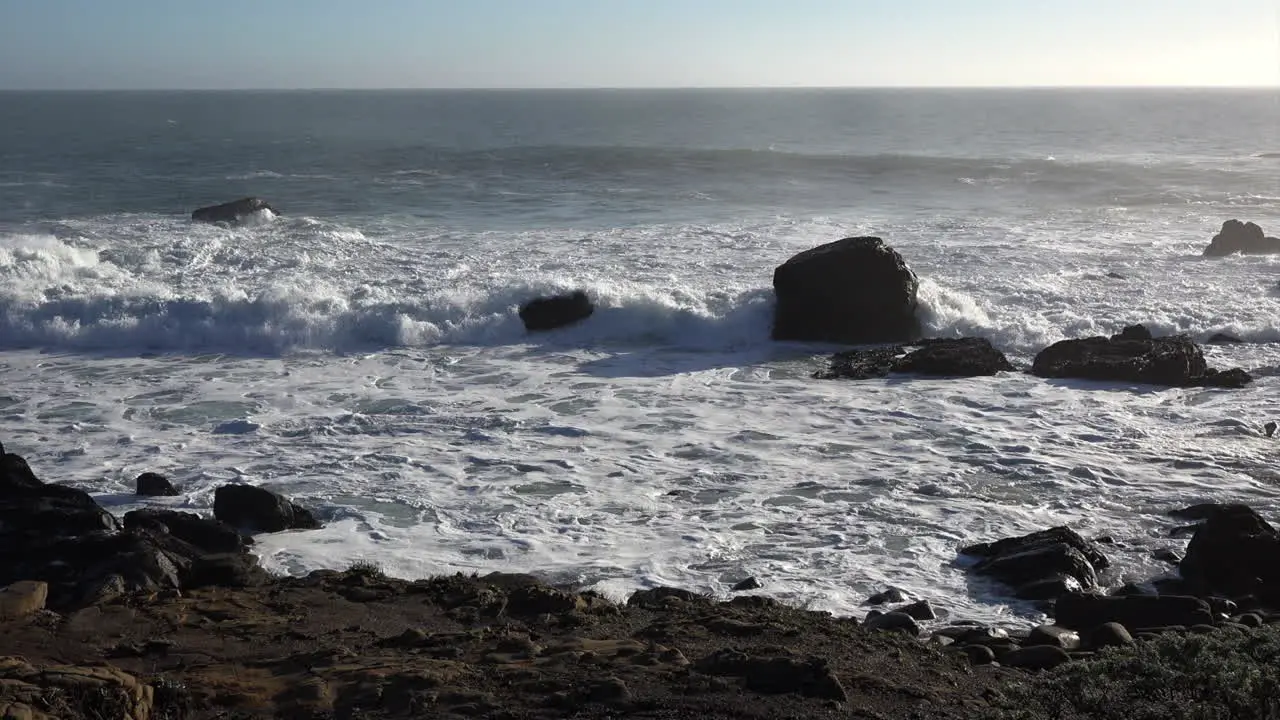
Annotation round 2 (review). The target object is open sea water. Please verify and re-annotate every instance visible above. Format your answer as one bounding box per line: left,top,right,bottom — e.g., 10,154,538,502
1,88,1278,625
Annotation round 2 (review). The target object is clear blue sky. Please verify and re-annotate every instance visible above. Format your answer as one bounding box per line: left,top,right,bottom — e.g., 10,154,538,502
1,0,1277,89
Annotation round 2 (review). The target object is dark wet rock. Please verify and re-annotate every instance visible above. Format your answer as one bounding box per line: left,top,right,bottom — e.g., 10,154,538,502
954,644,996,666
695,649,848,702
891,338,1014,376
627,587,706,609
134,472,179,497
865,587,907,606
1026,625,1080,650
1032,334,1250,388
518,290,594,332
1198,367,1254,389
191,197,276,224
1179,504,1280,602
961,526,1108,600
1002,645,1071,671
505,585,585,616
1237,613,1264,628
1154,549,1183,565
122,509,251,554
731,577,762,592
1202,219,1280,257
213,484,321,534
1110,583,1154,597
1112,324,1153,341
816,337,1012,380
1207,333,1245,344
1265,421,1277,438
772,236,920,344
890,599,937,621
863,611,920,635
1106,271,1127,280
1054,592,1213,632
1086,622,1134,649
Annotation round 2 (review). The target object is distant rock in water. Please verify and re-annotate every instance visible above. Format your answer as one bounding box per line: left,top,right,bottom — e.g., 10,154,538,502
1202,219,1280,257
1266,421,1277,438
817,338,1012,380
772,237,920,344
1206,333,1244,345
518,290,594,331
1032,333,1252,388
191,197,276,225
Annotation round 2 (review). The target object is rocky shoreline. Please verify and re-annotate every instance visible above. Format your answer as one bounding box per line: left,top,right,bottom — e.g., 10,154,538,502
6,441,1280,719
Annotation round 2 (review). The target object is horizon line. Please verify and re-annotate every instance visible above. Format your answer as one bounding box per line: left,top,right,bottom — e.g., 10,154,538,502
2,84,1278,93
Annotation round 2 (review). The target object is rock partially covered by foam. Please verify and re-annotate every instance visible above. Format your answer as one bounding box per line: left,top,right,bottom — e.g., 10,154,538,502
1032,333,1251,388
519,290,594,331
191,197,276,225
816,337,1013,380
960,527,1111,602
1202,219,1280,257
772,237,920,344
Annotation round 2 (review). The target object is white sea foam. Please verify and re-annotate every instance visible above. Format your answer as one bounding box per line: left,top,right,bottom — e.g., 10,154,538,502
4,125,1280,626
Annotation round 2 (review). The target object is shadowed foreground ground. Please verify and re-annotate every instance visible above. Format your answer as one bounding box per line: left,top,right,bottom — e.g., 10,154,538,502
0,568,1009,719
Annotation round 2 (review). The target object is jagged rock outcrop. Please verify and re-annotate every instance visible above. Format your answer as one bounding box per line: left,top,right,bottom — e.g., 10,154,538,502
1202,220,1280,256
1032,329,1251,388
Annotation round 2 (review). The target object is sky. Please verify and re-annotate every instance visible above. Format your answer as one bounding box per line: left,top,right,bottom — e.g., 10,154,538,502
1,0,1278,89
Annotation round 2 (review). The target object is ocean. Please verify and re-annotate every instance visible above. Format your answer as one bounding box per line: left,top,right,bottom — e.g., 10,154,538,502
1,88,1278,626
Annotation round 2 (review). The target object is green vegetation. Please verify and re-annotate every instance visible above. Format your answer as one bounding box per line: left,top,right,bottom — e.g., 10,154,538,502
986,626,1280,720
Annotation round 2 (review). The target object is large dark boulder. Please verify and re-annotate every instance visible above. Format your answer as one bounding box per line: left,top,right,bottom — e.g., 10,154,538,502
1054,592,1213,631
961,527,1109,601
1202,220,1280,257
135,472,179,497
122,508,251,554
818,338,1012,380
213,484,321,534
518,290,594,331
1032,334,1251,388
1177,504,1280,603
191,197,276,225
772,237,921,344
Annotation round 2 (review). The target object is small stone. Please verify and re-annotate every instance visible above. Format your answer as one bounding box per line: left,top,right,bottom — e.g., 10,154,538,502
731,577,762,592
1002,645,1072,670
0,581,48,619
864,611,920,636
866,588,908,606
1153,549,1183,565
1088,622,1134,649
